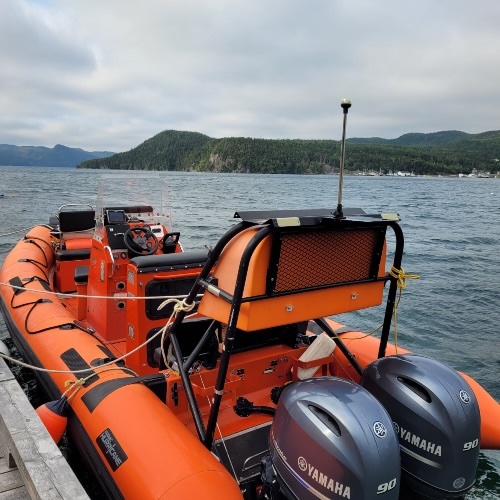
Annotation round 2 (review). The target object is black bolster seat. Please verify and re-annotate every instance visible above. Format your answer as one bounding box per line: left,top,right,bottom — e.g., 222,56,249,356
130,251,209,273
55,248,92,261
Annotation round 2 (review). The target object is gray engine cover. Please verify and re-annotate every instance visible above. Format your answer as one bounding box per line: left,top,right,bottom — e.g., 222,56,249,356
270,377,401,500
361,354,481,498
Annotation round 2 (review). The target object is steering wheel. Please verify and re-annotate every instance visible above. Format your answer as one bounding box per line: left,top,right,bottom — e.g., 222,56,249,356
124,226,159,256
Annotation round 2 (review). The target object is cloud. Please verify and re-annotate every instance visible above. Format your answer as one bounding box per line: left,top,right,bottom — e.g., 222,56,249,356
1,0,499,151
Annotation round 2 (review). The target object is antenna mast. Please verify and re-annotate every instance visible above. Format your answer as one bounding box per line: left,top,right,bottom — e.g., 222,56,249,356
336,98,351,218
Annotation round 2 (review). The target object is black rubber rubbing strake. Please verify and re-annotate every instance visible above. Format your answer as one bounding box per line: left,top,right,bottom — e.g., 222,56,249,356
60,348,99,386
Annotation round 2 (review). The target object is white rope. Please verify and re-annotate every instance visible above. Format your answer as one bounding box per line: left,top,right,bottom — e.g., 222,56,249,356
156,298,196,370
197,369,240,485
60,366,142,402
0,297,196,375
0,350,123,375
0,281,201,302
157,297,196,313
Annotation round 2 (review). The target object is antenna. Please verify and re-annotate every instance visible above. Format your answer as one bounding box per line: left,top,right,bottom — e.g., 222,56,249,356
335,98,352,218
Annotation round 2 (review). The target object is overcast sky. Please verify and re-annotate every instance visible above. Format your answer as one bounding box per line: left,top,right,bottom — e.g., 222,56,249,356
1,0,499,152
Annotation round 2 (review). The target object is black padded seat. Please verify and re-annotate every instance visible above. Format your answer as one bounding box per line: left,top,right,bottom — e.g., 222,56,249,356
75,265,89,284
130,251,209,273
55,248,91,261
58,210,95,232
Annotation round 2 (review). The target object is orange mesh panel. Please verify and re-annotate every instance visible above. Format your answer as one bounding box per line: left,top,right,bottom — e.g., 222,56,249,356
273,228,380,293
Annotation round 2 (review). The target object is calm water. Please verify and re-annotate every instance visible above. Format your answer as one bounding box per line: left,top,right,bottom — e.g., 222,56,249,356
0,166,499,498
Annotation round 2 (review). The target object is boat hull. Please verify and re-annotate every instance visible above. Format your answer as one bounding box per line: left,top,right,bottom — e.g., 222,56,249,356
0,226,242,499
1,224,499,500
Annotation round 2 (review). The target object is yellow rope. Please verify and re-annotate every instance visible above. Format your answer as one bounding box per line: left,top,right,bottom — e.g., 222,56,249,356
62,366,140,401
340,324,382,341
339,267,420,351
389,266,420,289
389,266,420,352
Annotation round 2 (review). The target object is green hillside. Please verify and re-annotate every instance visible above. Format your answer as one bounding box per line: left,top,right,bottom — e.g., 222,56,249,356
78,130,211,170
0,144,114,167
78,129,500,176
347,130,471,146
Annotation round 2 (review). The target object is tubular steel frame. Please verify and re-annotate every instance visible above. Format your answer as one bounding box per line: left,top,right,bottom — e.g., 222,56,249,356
164,214,404,450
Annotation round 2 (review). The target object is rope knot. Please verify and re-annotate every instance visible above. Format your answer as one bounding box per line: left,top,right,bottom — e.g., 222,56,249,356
389,266,420,289
158,297,196,315
64,378,86,389
174,299,196,314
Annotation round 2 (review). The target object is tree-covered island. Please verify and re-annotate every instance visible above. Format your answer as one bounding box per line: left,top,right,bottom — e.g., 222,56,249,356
77,129,500,176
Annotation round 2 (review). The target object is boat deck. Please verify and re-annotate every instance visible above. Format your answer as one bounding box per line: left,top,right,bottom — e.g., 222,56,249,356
0,357,89,500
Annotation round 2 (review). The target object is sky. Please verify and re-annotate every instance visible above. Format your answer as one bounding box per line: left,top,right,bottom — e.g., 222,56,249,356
1,0,499,153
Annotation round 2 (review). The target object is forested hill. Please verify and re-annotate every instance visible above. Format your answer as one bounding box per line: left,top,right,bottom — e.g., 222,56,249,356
78,129,500,176
0,144,114,167
79,131,213,171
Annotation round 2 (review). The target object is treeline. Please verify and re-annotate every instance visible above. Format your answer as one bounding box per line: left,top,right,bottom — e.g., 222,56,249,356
78,129,500,176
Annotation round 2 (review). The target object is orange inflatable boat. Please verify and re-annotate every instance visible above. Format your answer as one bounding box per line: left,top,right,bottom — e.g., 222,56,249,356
1,113,499,499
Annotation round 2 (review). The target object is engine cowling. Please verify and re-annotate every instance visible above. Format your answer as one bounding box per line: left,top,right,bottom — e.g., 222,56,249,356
361,354,481,499
263,377,401,500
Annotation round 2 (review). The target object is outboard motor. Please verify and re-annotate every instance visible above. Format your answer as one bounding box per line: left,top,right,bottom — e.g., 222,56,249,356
361,354,481,499
261,377,401,500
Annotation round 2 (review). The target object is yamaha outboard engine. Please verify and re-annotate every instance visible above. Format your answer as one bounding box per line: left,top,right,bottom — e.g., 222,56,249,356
361,354,481,499
261,377,401,500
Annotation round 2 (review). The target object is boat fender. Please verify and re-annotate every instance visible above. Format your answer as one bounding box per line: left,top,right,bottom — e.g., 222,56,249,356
36,396,69,444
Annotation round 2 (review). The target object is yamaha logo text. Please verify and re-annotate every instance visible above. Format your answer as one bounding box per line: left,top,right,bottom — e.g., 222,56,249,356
297,456,351,498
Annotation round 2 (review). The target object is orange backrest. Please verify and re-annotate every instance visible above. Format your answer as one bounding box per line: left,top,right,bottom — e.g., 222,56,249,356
198,221,388,331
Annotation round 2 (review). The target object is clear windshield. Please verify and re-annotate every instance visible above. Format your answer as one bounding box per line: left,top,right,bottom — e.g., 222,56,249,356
95,174,173,232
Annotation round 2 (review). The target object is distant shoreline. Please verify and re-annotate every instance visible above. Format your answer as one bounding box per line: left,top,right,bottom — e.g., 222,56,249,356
0,164,498,178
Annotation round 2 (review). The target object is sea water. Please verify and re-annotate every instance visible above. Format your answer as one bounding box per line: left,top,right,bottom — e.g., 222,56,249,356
0,166,499,499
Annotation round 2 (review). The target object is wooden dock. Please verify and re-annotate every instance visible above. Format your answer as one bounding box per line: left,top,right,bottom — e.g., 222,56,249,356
0,357,89,500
